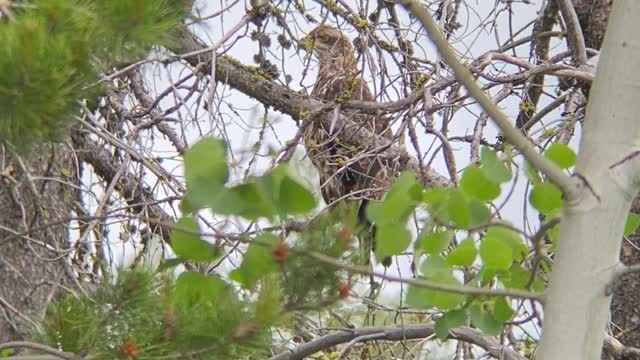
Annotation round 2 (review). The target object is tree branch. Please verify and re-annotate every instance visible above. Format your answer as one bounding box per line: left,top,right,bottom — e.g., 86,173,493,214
71,130,175,244
0,341,81,360
170,29,451,190
555,0,588,65
399,0,581,200
269,323,527,360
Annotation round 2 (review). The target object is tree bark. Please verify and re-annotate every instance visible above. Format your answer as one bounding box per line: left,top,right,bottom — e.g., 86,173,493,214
537,1,640,358
0,144,77,342
569,0,640,352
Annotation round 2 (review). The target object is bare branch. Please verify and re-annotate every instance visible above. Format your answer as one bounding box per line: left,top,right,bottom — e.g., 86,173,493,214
0,341,82,360
269,323,527,360
556,0,588,65
399,0,580,200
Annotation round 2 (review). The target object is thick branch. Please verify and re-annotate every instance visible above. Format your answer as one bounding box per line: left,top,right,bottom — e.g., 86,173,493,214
171,30,450,190
556,0,588,65
269,324,526,360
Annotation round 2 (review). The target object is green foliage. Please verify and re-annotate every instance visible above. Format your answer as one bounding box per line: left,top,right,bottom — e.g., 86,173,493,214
446,238,477,267
419,228,453,255
480,226,526,271
460,147,512,202
624,213,640,236
407,256,466,310
0,0,188,146
434,309,467,339
182,137,316,219
530,182,563,215
469,304,502,336
544,143,577,169
230,234,279,290
171,217,219,262
367,172,422,262
35,270,271,360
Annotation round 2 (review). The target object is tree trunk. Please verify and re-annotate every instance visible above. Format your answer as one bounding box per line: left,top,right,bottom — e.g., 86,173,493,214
0,143,76,342
537,1,640,358
569,0,640,352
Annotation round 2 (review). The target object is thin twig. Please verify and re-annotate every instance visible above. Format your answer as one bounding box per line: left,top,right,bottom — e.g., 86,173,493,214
400,0,580,200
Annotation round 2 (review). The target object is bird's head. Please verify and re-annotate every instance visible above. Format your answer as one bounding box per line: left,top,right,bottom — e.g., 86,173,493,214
303,25,353,58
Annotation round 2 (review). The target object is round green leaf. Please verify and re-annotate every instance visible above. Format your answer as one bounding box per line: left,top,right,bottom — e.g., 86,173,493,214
468,198,491,226
381,172,421,223
485,226,527,262
407,257,466,310
183,138,228,209
434,309,467,340
171,217,217,262
278,176,316,215
470,304,503,336
529,182,563,215
446,239,477,267
544,143,577,169
419,229,453,255
480,236,513,270
423,188,450,224
624,213,640,236
229,234,278,289
461,166,501,201
448,190,472,229
375,222,411,261
493,297,514,322
480,147,512,183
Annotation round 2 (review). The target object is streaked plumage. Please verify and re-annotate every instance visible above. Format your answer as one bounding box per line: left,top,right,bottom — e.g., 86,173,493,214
304,25,397,265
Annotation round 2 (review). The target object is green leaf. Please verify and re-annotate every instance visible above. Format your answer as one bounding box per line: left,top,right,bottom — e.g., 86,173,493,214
419,229,453,255
434,309,467,340
480,236,512,270
480,147,512,183
278,174,316,214
183,138,228,209
175,272,230,308
407,257,466,310
525,163,542,185
229,234,278,289
544,143,577,169
381,172,422,222
469,198,491,226
156,257,187,272
480,267,497,286
529,182,563,215
210,183,275,220
485,226,527,262
498,264,544,291
470,304,503,336
423,188,450,224
461,166,501,201
365,202,384,224
375,223,411,261
171,217,218,262
448,190,472,229
446,239,477,267
624,213,640,236
493,297,514,322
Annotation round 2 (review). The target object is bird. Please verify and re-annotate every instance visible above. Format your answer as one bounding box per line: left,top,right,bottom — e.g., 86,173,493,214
302,24,396,266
